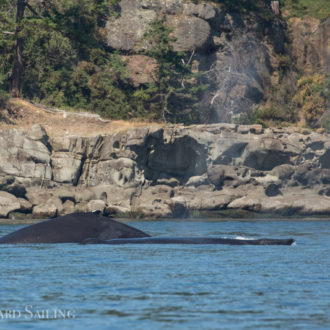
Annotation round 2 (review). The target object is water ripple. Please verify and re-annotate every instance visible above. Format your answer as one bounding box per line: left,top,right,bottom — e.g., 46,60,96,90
0,219,329,329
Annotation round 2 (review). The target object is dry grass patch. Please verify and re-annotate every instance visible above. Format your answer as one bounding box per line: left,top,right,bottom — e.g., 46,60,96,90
1,98,161,137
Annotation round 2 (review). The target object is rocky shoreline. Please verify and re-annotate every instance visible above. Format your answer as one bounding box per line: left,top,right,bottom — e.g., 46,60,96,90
0,123,329,220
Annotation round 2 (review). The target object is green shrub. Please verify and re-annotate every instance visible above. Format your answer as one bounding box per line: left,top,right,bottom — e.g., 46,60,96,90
280,0,330,21
292,73,328,127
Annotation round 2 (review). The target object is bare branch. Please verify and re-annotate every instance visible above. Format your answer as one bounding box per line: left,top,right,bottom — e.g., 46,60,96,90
24,1,40,17
186,49,195,66
210,92,220,105
181,49,195,88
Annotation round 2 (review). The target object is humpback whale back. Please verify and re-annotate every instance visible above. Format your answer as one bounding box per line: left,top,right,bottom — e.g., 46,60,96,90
0,212,150,244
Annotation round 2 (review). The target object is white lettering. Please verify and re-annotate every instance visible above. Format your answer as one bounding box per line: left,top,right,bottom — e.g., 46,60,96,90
0,306,78,319
24,305,33,318
12,310,21,318
67,309,76,319
55,309,66,319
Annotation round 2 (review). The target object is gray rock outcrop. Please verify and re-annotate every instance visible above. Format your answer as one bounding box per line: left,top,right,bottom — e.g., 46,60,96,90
0,191,21,218
0,124,329,219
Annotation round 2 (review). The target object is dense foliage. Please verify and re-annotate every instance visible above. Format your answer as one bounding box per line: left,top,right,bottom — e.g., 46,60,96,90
0,0,135,119
0,0,328,126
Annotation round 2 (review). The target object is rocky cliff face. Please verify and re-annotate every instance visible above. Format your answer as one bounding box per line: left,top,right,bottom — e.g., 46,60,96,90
1,124,329,219
104,0,330,125
104,0,329,125
289,16,330,74
106,0,287,122
289,16,330,127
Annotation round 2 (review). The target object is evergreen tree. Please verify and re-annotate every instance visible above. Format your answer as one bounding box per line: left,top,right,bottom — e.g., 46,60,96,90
0,0,130,116
0,0,15,94
0,1,206,123
135,18,207,124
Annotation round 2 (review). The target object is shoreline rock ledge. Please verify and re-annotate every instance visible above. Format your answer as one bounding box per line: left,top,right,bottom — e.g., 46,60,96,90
0,124,329,219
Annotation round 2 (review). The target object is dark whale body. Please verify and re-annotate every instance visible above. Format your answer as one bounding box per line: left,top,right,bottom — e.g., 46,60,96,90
0,212,149,244
0,212,295,245
82,237,295,245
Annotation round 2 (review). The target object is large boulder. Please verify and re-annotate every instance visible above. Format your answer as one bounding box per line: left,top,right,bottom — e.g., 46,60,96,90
26,187,57,206
227,187,265,212
183,2,219,23
105,0,214,52
207,165,239,189
84,158,144,187
139,0,183,15
168,15,213,52
75,188,96,203
0,191,21,218
32,203,57,219
0,129,52,179
131,185,173,218
185,174,208,187
17,198,33,212
105,0,157,51
51,152,83,184
270,164,295,180
30,193,63,219
86,200,106,213
26,124,50,147
91,185,135,215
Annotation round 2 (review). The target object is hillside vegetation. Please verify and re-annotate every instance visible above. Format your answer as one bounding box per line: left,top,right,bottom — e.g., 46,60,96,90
0,0,329,127
280,0,330,21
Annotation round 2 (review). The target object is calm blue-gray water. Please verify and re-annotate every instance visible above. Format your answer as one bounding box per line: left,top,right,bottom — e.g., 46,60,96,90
0,219,329,329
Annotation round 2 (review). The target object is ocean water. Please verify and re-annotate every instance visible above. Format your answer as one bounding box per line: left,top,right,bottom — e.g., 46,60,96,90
0,219,329,329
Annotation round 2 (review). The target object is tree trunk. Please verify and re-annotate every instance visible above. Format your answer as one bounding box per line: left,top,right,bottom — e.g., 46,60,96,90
11,0,25,98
